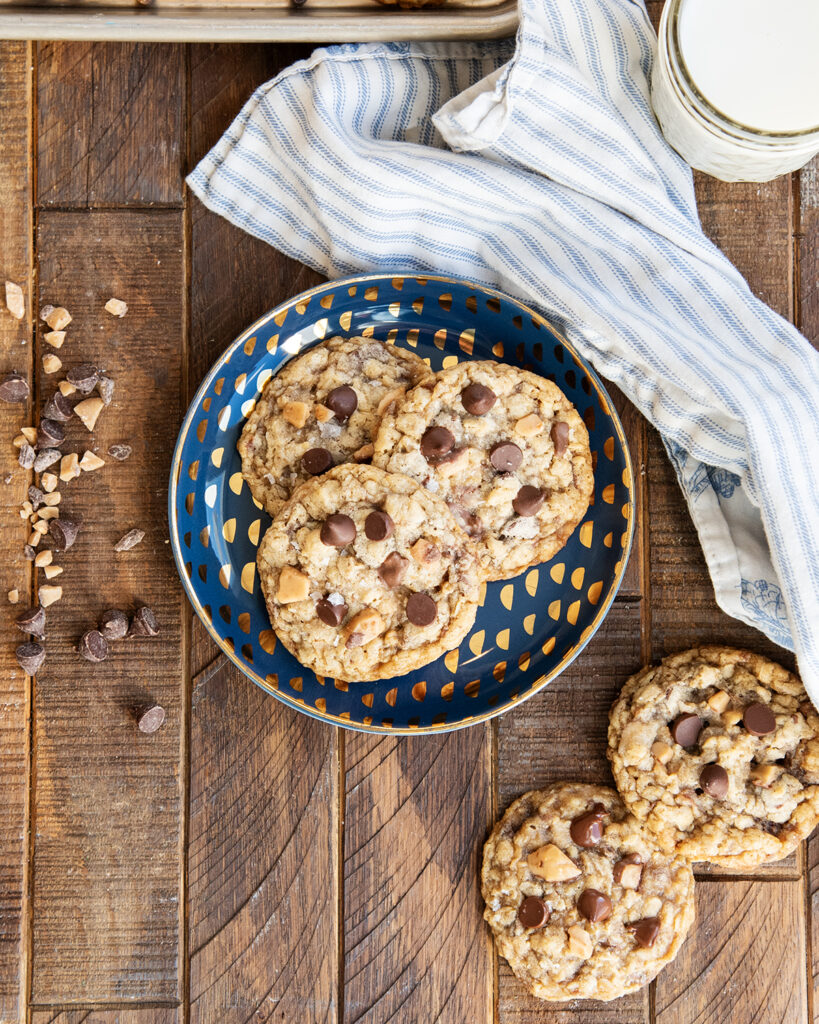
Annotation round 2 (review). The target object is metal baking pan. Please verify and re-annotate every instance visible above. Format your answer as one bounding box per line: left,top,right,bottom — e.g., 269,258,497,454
0,0,517,42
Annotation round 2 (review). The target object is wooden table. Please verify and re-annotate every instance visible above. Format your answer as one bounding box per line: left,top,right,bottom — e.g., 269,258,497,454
0,25,817,1024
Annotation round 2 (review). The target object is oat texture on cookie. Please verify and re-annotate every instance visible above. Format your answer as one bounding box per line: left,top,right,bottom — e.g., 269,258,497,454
239,336,431,516
608,646,819,868
372,360,593,581
256,464,480,682
482,783,695,1002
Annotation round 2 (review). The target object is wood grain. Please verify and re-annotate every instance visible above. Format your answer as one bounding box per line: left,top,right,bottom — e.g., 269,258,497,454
0,39,33,1024
31,1012,179,1024
655,880,807,1024
187,658,338,1023
30,211,185,1002
37,43,184,208
343,728,493,1024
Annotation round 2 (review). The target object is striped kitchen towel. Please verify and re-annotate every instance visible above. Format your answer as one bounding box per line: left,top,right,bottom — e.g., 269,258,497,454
188,0,819,699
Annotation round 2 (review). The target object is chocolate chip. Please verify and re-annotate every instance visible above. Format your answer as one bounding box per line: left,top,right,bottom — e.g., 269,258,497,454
96,375,115,406
301,447,332,476
461,382,496,416
551,421,570,455
49,515,81,551
378,552,409,589
513,485,544,517
699,763,729,799
316,598,347,626
114,528,145,552
365,510,394,541
670,712,702,747
320,514,356,548
489,441,522,472
570,808,606,848
518,896,549,929
406,592,437,626
129,605,159,637
108,443,132,462
578,889,612,923
16,605,45,639
79,629,108,663
744,702,777,737
18,444,35,469
447,501,483,538
43,391,73,423
66,363,99,394
421,426,455,463
135,703,166,734
627,917,660,948
100,608,129,640
16,642,45,674
325,385,358,422
28,485,44,510
33,448,61,472
613,853,642,885
37,418,65,449
0,373,29,403
434,446,464,466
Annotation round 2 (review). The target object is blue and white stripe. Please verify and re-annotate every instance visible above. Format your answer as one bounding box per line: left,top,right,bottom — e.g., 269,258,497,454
188,0,819,697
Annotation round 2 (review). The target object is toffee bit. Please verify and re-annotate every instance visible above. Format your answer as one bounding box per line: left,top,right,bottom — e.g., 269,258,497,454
96,375,115,406
114,528,145,552
74,396,104,431
34,448,62,473
7,588,19,603
18,443,35,469
38,584,62,608
4,281,25,320
44,306,72,331
108,443,132,462
104,297,128,317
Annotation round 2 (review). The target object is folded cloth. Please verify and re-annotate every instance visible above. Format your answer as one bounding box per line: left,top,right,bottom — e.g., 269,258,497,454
188,0,819,699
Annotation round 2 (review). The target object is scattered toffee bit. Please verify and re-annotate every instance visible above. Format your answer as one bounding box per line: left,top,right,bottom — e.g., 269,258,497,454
461,382,496,416
613,853,643,888
18,443,35,469
513,485,544,517
4,282,25,321
577,889,612,923
324,385,357,422
16,641,45,675
114,528,145,552
316,597,347,627
320,514,356,548
364,510,394,542
670,712,702,747
96,375,115,406
420,426,455,463
743,702,777,737
489,440,522,472
99,608,129,641
108,443,132,462
551,420,570,455
37,418,65,449
0,372,29,403
301,447,333,476
43,391,73,423
16,605,45,639
104,297,128,317
78,628,108,663
518,896,549,929
627,917,661,948
135,702,166,734
49,515,81,551
406,592,437,627
34,448,61,472
129,605,159,637
700,763,729,799
378,552,409,589
569,806,606,848
66,363,99,395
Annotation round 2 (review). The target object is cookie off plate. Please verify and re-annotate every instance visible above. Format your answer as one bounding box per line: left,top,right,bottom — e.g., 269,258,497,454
169,274,634,734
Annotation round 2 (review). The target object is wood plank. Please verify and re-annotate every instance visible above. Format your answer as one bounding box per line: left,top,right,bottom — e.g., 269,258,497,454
31,1011,179,1024
37,43,184,208
498,965,648,1024
343,727,492,1024
655,880,807,1024
607,385,643,600
0,38,33,1024
187,658,338,1023
30,210,185,1002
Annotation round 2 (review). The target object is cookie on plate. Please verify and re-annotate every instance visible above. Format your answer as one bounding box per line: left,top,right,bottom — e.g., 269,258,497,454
482,783,695,1002
372,360,593,581
608,647,819,868
257,464,480,682
239,336,431,516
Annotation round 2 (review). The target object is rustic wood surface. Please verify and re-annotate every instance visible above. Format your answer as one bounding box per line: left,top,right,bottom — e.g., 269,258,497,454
0,27,816,1024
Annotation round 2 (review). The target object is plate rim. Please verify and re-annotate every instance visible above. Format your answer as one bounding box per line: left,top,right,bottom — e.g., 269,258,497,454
169,272,636,735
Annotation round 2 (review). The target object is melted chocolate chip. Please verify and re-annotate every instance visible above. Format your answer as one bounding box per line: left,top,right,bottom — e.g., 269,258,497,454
577,889,612,923
406,593,437,626
489,441,522,472
378,552,409,589
316,598,347,626
421,426,455,463
743,702,777,737
699,763,729,799
627,917,660,948
518,896,549,929
301,447,333,476
320,513,356,548
551,420,570,455
570,808,606,848
513,485,544,517
461,382,496,416
325,385,358,422
365,510,394,541
670,712,702,747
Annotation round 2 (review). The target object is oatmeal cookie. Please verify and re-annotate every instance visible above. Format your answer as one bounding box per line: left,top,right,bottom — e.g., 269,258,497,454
239,336,431,516
372,360,593,581
608,647,819,867
257,464,480,682
482,783,695,1002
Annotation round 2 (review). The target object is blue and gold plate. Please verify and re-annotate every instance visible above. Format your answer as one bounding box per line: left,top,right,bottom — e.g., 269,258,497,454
169,274,634,734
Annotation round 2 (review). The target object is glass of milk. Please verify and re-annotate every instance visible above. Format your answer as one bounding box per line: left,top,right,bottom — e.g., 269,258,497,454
651,0,819,182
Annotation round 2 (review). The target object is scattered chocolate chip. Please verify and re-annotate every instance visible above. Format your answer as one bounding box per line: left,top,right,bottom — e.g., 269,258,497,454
627,917,660,948
114,528,145,552
743,702,777,737
78,629,108,663
43,390,73,422
513,485,544,517
365,510,394,541
518,896,549,929
320,513,356,547
613,853,642,885
96,375,115,406
37,418,65,449
301,447,333,476
325,385,358,422
129,605,159,637
108,443,132,462
489,441,522,472
135,703,166,734
578,889,612,923
99,608,129,641
23,544,36,561
316,597,347,626
421,426,455,463
670,712,702,747
461,382,496,416
378,552,409,589
406,592,437,626
33,448,61,472
49,515,81,551
699,763,729,799
570,808,606,848
16,605,45,639
66,363,99,394
0,372,29,403
28,485,44,510
551,421,570,455
18,443,35,469
16,641,45,674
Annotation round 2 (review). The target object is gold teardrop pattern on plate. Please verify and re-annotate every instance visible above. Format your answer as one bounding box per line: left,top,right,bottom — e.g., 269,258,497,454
579,521,593,547
492,342,504,357
550,563,565,584
185,493,194,514
391,277,404,291
258,630,277,655
360,326,375,338
386,329,398,345
267,335,279,354
438,293,452,311
603,532,613,548
348,286,357,296
295,299,309,314
196,419,207,443
314,318,329,340
339,310,352,331
518,651,530,671
588,580,603,605
320,293,335,309
525,569,539,596
237,612,251,634
604,436,615,460
218,406,231,431
442,355,458,369
334,678,347,692
500,584,514,610
289,676,303,692
433,328,447,350
241,562,256,593
364,287,378,301
265,673,278,690
468,630,485,657
273,309,288,327
211,447,223,468
621,503,629,521
406,329,420,348
548,600,561,620
523,614,535,635
234,373,247,395
243,335,257,356
444,650,459,673
486,296,501,313
571,566,585,590
492,662,506,683
542,636,556,655
198,564,207,583
440,681,454,701
316,695,328,713
214,377,224,395
412,298,424,315
602,484,615,504
247,518,261,545
496,629,510,651
257,368,272,392
229,472,244,495
199,525,209,548
478,582,487,606
567,600,581,625
204,484,217,509
385,687,398,707
219,604,232,624
202,397,211,412
188,460,199,481
465,679,480,697
459,328,474,355
219,564,231,588
388,302,401,317
412,681,426,702
241,399,256,418
222,518,236,542
465,295,477,314
361,692,374,708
